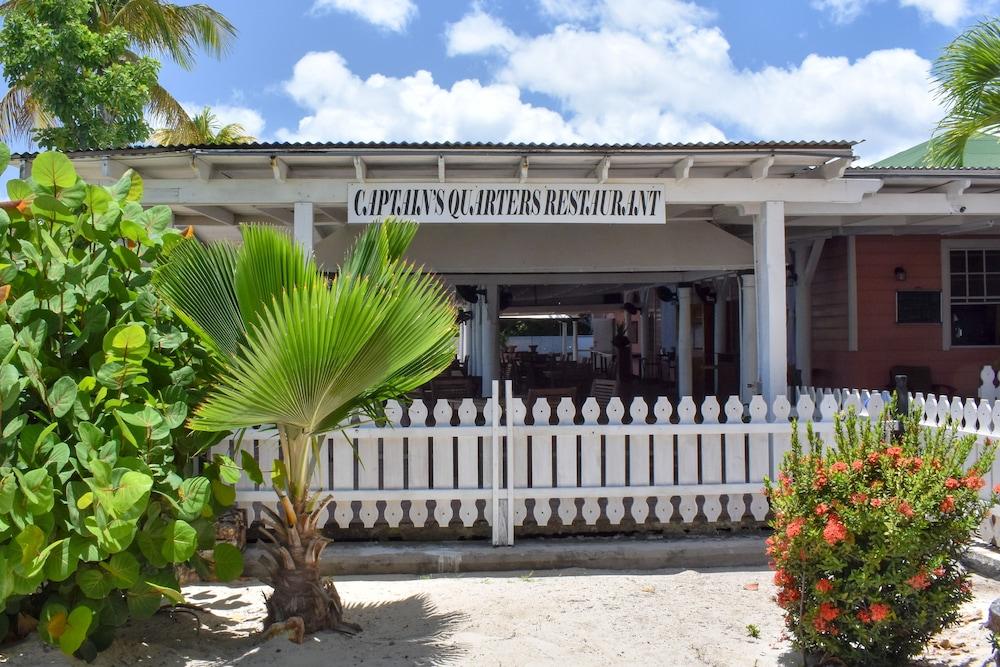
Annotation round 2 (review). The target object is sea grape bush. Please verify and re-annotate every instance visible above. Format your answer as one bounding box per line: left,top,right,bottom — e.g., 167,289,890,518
765,407,999,665
0,147,244,660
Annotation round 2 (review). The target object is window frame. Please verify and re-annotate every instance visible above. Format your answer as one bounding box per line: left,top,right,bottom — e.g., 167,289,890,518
941,239,1000,350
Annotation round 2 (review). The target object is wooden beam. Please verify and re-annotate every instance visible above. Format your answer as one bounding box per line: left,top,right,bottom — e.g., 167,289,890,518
186,206,235,225
748,155,774,181
671,156,694,181
250,206,293,224
354,157,366,182
596,156,611,183
271,157,289,182
804,238,825,284
190,156,213,181
519,157,528,183
817,157,851,180
101,157,130,180
438,155,446,183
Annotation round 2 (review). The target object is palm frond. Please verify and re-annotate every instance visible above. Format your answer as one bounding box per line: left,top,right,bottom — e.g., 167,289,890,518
154,220,457,435
152,238,246,360
109,0,237,69
234,225,322,333
930,20,1000,166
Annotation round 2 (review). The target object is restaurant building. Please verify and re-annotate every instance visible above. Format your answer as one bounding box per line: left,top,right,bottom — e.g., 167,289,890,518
19,139,1000,403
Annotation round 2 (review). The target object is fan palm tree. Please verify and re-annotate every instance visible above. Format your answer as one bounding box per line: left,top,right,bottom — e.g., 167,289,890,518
928,19,1000,166
153,220,457,635
0,0,236,143
151,106,256,145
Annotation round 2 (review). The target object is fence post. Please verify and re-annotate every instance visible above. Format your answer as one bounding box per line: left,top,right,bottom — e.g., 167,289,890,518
504,380,515,545
490,380,510,546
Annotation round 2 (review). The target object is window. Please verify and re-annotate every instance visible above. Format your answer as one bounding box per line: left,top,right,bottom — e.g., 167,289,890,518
949,248,1000,346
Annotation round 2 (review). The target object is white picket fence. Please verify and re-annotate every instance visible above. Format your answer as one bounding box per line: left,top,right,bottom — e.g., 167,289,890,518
216,382,1000,547
978,365,1000,401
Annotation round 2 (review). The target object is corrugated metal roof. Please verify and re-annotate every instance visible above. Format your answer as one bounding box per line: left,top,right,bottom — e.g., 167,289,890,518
11,138,857,159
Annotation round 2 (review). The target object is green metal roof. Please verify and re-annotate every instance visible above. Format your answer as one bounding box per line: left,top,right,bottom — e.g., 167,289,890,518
873,132,1000,168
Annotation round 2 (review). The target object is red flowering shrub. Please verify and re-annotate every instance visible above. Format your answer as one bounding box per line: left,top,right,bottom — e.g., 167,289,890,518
765,408,998,665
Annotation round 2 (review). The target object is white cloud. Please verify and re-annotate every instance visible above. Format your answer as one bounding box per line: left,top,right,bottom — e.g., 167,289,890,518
276,0,945,161
276,52,582,143
311,0,416,32
446,10,521,55
811,0,868,23
813,0,994,26
208,105,266,138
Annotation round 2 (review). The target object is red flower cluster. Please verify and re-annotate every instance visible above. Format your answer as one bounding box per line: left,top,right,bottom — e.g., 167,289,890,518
906,571,930,591
813,602,840,633
964,475,985,491
815,502,830,516
858,602,891,623
815,578,833,594
897,500,914,518
823,515,848,545
830,461,848,474
786,517,806,539
940,495,955,513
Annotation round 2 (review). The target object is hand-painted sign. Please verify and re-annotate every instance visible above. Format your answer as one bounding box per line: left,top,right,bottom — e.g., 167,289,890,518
348,183,665,224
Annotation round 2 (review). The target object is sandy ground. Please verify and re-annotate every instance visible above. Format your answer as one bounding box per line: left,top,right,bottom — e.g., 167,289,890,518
3,568,1000,666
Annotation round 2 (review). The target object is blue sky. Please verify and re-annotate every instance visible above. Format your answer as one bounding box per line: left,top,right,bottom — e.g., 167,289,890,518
16,0,1000,163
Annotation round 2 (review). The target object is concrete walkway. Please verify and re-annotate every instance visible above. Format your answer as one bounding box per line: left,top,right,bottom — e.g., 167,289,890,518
244,534,770,577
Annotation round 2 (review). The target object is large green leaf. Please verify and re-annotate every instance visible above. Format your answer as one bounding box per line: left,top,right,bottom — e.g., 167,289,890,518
32,151,77,189
48,376,78,417
177,477,210,519
212,542,243,582
160,519,197,563
101,552,140,588
59,606,93,655
111,471,153,517
102,324,149,362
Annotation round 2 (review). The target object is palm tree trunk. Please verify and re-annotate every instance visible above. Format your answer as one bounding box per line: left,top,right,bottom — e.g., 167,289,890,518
258,496,360,637
258,428,358,637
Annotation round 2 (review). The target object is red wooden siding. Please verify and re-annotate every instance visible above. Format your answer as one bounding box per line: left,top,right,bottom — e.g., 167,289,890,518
810,235,996,397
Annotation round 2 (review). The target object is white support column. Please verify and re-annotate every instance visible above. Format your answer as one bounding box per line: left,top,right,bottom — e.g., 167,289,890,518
293,202,314,258
560,321,568,359
753,201,788,403
740,274,758,403
481,284,499,397
572,319,580,361
793,239,825,386
677,286,693,397
469,300,482,377
638,295,651,373
713,281,727,392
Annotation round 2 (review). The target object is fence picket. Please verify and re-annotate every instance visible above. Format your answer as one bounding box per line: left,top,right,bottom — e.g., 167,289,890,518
580,397,602,525
530,398,553,526
628,397,651,524
407,400,430,527
555,398,579,526
382,401,405,528
604,398,627,524
652,397,674,523
432,399,455,527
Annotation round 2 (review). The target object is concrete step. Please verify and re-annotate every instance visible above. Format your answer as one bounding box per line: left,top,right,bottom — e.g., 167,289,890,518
244,534,769,577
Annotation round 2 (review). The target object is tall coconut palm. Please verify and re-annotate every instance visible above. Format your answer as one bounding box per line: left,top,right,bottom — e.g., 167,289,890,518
151,106,256,145
0,0,236,143
928,19,1000,166
153,220,457,635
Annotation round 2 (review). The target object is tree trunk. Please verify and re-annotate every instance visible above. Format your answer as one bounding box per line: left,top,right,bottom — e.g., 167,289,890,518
258,496,360,639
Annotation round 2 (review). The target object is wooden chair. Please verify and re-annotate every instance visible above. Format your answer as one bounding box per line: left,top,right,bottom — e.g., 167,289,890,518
590,379,618,410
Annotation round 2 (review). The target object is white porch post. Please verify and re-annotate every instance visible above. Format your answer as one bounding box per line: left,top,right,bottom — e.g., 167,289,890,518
677,285,693,397
560,321,568,359
571,319,580,361
481,284,499,397
740,274,758,402
638,293,651,374
793,239,824,386
469,298,482,377
754,201,788,403
293,202,314,257
713,281,727,392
